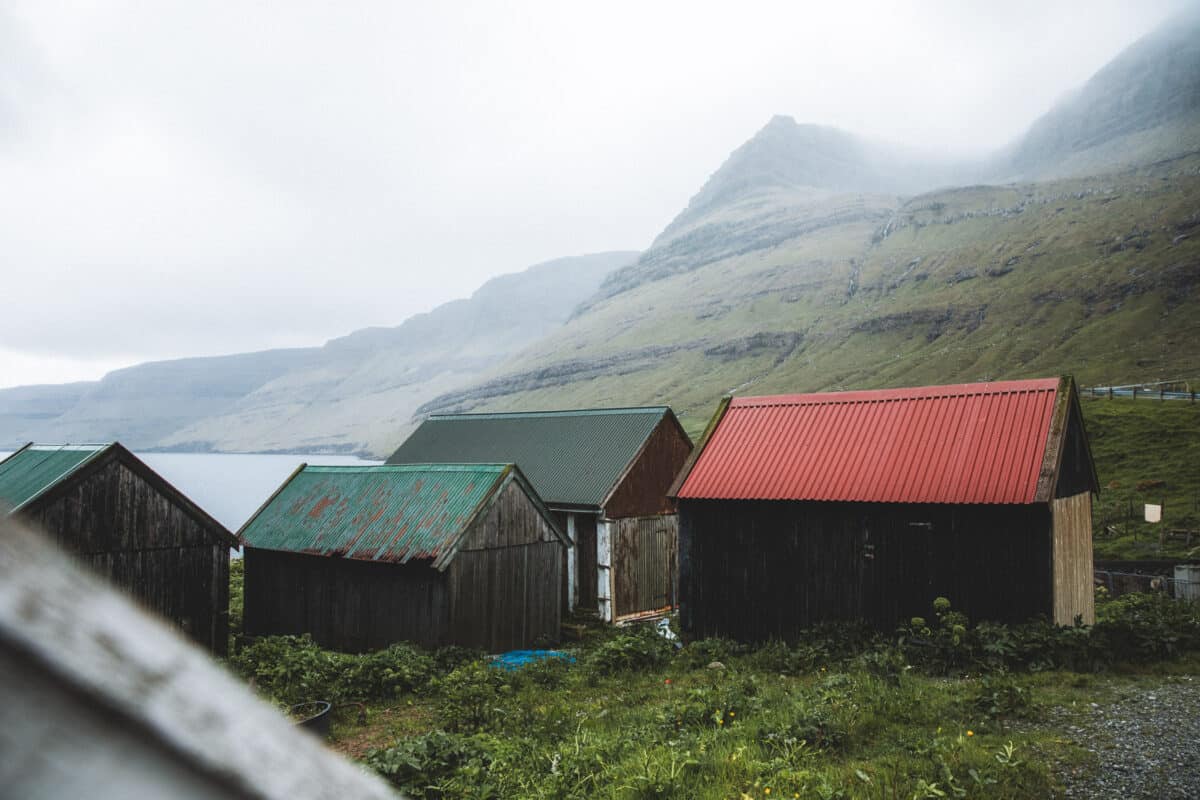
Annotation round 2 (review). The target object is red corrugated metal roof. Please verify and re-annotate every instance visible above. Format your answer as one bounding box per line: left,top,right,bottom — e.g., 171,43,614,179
677,378,1061,504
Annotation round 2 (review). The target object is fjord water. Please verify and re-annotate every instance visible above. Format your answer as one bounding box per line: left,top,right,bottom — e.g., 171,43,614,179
0,451,380,533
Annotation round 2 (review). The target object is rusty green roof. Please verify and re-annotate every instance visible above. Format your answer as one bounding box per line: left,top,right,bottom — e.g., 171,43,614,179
0,444,111,513
387,407,681,508
238,463,559,568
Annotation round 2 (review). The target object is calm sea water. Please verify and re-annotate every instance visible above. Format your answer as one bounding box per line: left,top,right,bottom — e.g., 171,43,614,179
0,450,380,532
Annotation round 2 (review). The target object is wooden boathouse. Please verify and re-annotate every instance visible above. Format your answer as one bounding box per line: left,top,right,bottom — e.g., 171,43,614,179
388,407,693,622
670,377,1098,642
0,443,236,654
239,463,568,652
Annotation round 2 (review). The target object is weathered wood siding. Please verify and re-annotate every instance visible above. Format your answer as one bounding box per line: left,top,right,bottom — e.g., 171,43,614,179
243,548,449,651
449,479,563,650
1052,491,1095,624
680,499,1053,642
21,458,229,654
604,418,693,519
244,478,564,652
612,514,677,620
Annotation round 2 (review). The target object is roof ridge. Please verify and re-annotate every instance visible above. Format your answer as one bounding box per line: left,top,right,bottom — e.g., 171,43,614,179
732,378,1060,407
303,462,511,472
429,406,669,420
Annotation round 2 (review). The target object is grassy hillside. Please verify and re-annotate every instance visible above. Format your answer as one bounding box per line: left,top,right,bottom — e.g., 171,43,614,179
1083,395,1200,559
414,157,1200,440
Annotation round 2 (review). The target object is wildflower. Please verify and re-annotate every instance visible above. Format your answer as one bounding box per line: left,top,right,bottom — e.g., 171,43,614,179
729,711,735,717
664,678,672,685
967,730,974,737
718,718,724,725
764,789,771,795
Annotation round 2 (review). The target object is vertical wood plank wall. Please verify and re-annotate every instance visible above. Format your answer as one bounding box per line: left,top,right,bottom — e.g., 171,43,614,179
1052,492,1095,624
612,515,677,620
450,479,563,651
243,549,449,651
680,499,1055,642
23,459,229,654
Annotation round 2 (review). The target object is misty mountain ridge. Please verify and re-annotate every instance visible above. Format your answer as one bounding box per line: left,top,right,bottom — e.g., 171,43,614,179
3,8,1199,454
594,9,1200,305
0,251,636,454
417,10,1200,431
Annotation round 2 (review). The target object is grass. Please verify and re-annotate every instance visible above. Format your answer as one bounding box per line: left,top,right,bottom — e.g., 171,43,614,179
1081,395,1200,558
224,590,1200,799
310,624,1200,800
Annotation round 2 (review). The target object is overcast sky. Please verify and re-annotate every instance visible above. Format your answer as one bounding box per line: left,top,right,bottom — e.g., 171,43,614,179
1,0,1192,388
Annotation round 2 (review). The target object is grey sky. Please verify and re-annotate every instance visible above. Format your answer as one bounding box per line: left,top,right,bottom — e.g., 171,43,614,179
1,0,1191,387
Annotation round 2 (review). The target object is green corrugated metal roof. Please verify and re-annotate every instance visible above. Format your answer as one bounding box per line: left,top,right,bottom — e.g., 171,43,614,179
238,463,514,566
0,444,111,513
387,407,672,507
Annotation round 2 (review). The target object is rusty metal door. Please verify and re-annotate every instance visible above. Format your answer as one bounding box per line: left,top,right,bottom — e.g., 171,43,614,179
612,515,678,620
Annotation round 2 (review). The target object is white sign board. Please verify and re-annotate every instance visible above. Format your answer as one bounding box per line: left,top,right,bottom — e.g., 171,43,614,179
1145,503,1162,523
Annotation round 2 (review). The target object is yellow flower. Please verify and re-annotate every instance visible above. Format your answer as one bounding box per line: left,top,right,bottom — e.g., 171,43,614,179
967,730,974,737
764,789,771,795
730,712,736,717
717,718,724,725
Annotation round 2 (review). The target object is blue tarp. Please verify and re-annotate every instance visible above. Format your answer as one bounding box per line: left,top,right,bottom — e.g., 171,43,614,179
492,649,575,671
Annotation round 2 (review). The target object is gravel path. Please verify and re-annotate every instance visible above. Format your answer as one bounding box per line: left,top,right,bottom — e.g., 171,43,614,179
1059,676,1200,799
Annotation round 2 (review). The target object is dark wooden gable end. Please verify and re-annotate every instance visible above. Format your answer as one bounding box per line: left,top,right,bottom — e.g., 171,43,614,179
601,410,693,519
15,444,235,654
447,474,566,651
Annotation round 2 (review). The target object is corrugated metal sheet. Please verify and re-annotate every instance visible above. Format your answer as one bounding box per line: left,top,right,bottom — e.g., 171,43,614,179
387,408,670,507
0,444,110,512
677,379,1060,504
238,464,510,564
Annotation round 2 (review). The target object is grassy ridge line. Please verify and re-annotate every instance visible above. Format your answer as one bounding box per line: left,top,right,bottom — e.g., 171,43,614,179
423,159,1200,439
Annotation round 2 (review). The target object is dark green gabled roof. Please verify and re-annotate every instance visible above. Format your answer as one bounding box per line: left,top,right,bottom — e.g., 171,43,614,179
238,463,563,569
387,407,679,508
0,444,110,513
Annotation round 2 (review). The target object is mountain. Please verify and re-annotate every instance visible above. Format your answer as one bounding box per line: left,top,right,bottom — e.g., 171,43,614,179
415,12,1200,435
5,10,1200,453
1000,4,1200,180
0,251,637,454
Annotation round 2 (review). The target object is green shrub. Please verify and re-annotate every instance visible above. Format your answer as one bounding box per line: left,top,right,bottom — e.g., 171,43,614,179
337,642,436,699
230,634,341,705
229,635,435,704
365,731,497,798
435,661,513,733
584,625,673,676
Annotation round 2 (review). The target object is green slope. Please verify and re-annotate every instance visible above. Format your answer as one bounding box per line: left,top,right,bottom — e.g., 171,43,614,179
416,157,1200,436
1083,395,1200,560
